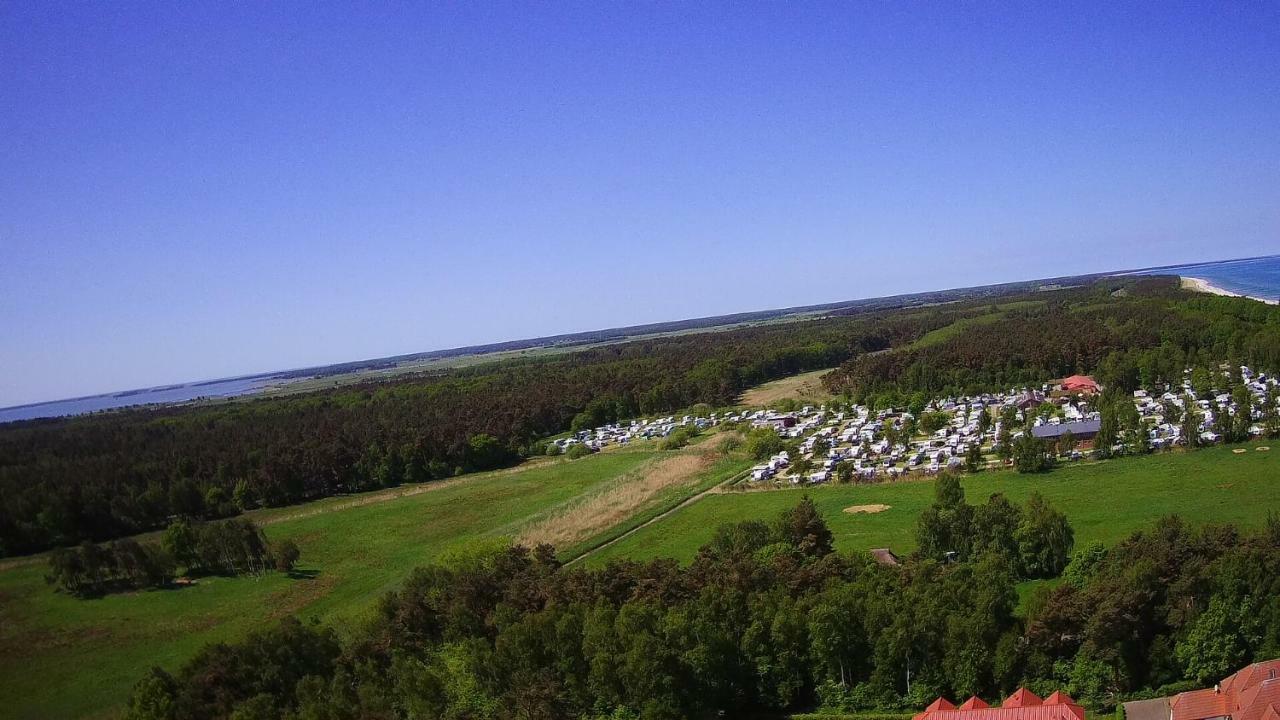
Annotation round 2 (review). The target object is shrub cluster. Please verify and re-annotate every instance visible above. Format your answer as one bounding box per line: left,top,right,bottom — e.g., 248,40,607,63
46,518,295,597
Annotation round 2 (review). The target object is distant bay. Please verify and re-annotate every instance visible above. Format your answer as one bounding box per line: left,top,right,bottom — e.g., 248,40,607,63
0,375,281,424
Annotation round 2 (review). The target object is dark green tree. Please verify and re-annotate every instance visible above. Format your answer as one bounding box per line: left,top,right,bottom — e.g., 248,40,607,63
1015,493,1074,578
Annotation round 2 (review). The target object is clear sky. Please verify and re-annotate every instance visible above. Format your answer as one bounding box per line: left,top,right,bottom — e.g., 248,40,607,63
2,2,1279,407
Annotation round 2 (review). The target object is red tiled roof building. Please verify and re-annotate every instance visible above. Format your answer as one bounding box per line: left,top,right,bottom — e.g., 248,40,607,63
1171,659,1280,720
1061,375,1100,394
914,688,1085,720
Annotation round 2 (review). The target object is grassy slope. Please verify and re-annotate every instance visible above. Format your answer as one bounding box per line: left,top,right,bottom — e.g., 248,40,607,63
739,368,837,407
588,444,1280,565
908,300,1047,350
0,449,662,720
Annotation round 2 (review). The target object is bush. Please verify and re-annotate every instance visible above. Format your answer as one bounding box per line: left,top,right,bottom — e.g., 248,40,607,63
545,443,563,456
661,426,700,450
919,411,952,434
565,444,593,460
46,538,175,597
745,428,784,460
271,540,301,573
1014,433,1054,473
717,433,743,453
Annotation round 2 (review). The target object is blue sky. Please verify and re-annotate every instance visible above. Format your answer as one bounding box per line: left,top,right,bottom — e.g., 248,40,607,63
2,2,1279,407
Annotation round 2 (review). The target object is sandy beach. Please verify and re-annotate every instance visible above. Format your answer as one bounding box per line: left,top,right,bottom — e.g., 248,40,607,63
1181,276,1278,305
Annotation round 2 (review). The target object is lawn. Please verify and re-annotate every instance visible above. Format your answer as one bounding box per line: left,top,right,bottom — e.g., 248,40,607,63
5,442,1278,718
0,448,667,720
586,444,1280,565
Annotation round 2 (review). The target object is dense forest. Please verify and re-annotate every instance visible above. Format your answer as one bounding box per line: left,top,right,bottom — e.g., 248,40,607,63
0,310,924,556
5,275,1280,557
825,280,1280,404
122,491,1280,720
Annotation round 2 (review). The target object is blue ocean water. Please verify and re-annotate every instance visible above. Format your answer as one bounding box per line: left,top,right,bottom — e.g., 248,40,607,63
6,254,1279,425
1136,254,1280,302
0,375,280,424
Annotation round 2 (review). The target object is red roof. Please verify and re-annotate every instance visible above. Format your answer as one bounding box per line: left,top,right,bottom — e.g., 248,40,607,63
914,689,1083,720
1005,689,1044,708
1046,692,1078,706
1172,688,1227,720
1061,375,1100,392
1172,659,1280,720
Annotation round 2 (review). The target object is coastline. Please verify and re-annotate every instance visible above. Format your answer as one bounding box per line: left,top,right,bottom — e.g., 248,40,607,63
1181,276,1279,305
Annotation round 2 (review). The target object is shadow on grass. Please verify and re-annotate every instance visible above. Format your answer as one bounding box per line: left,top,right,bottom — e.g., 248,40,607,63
287,568,320,580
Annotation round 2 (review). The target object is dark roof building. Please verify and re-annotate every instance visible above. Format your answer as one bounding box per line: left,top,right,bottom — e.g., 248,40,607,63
1014,391,1047,409
869,548,900,566
1031,419,1101,441
1124,697,1171,720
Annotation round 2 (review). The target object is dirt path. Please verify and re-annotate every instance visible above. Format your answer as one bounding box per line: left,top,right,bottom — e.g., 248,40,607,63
519,451,710,548
564,464,749,566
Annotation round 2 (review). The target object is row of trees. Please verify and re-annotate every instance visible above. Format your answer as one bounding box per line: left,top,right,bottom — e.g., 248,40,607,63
46,518,297,597
46,538,175,597
122,497,1280,720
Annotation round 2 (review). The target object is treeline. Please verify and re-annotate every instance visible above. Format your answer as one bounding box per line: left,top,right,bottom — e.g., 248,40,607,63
45,518,297,597
122,494,1280,720
0,302,942,557
825,278,1280,403
9,275,1276,558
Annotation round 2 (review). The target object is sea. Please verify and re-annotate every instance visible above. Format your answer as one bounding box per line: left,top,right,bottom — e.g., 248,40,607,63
0,375,284,424
1133,254,1280,302
5,254,1280,426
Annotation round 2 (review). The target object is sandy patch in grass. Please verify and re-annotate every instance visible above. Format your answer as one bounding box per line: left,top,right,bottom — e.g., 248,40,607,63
519,444,723,550
843,504,890,514
740,368,836,407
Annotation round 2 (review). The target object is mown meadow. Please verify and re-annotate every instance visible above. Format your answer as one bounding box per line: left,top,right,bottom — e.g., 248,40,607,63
3,438,1279,718
588,443,1280,565
0,444,729,719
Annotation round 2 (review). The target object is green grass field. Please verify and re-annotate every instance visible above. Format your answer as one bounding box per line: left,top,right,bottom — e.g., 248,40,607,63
0,447,678,720
4,440,1279,719
587,444,1280,565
